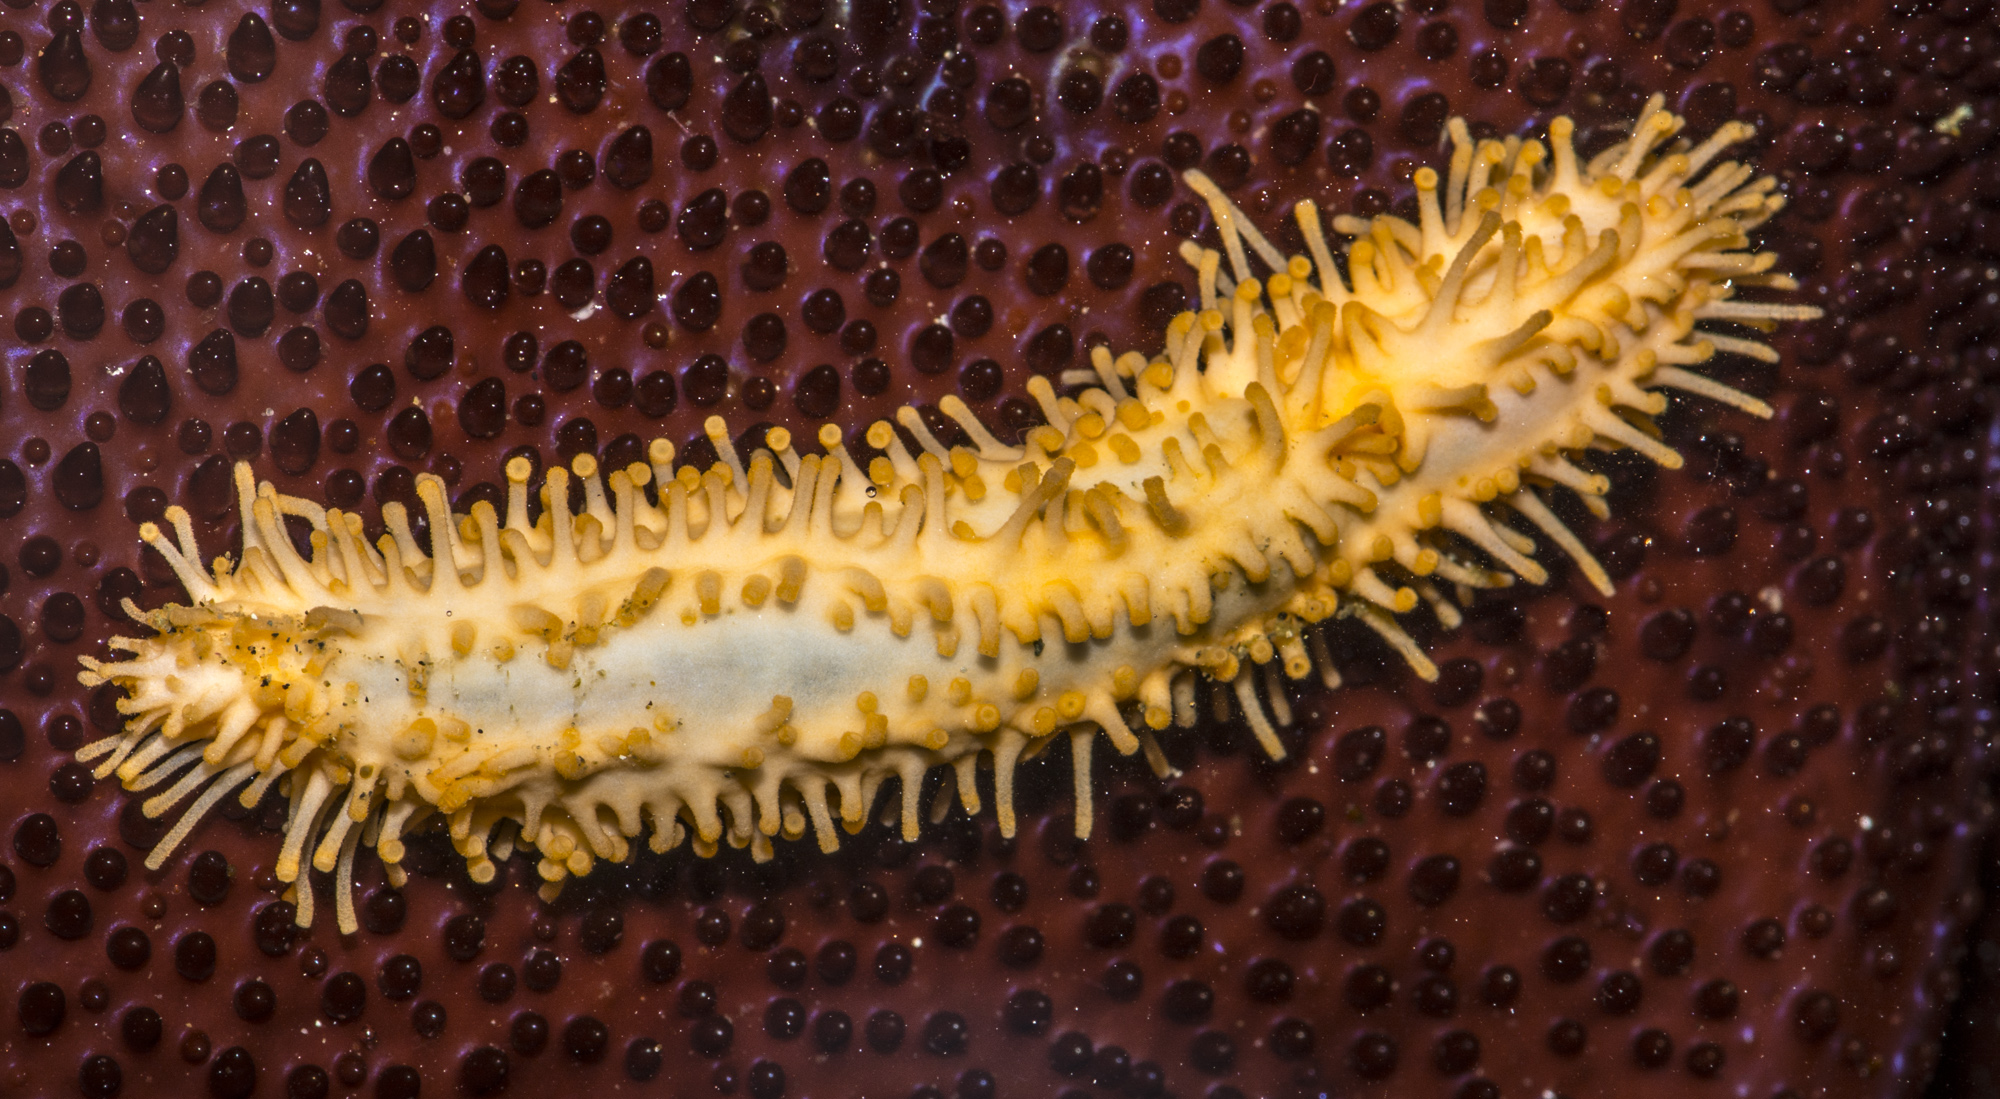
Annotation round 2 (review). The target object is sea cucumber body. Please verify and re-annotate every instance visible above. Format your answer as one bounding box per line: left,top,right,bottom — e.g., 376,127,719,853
79,101,1817,930
97,393,1329,888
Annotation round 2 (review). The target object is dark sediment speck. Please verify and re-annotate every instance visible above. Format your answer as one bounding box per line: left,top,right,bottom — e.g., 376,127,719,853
431,49,486,119
117,356,172,424
282,159,332,228
55,151,105,214
603,126,654,189
462,245,511,310
54,443,104,509
369,139,417,200
197,165,247,233
226,15,277,82
390,231,438,292
132,61,185,133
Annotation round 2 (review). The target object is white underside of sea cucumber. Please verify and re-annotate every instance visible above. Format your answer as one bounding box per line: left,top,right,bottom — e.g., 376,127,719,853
78,99,1820,932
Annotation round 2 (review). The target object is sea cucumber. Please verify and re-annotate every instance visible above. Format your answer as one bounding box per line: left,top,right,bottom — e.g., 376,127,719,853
76,99,1819,933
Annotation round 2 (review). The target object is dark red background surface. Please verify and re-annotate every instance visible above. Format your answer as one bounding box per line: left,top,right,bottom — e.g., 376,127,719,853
0,0,1997,1096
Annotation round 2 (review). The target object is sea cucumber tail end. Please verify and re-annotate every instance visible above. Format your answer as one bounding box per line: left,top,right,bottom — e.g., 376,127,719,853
1168,94,1818,664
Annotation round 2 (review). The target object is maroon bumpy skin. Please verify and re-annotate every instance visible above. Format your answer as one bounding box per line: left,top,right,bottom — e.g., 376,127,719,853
1,1,1998,1098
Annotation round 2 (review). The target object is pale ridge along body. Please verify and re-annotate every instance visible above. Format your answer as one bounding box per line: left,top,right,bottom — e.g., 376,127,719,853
78,100,1819,933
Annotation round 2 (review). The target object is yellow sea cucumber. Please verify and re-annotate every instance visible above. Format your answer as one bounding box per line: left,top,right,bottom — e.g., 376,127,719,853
77,100,1819,933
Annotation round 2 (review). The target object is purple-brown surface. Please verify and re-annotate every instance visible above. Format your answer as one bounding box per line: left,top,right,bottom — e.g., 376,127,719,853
0,0,1996,1097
